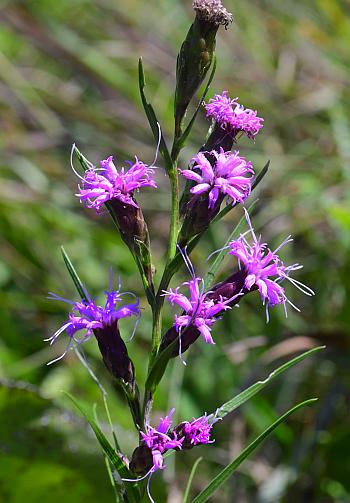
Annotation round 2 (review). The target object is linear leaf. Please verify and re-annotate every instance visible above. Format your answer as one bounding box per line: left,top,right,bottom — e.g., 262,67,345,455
191,399,318,503
73,144,92,172
63,392,140,503
210,346,324,422
61,246,87,301
138,58,173,175
178,56,217,149
183,457,203,503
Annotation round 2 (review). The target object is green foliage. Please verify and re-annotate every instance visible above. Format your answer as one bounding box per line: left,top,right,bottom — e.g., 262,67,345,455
1,0,350,501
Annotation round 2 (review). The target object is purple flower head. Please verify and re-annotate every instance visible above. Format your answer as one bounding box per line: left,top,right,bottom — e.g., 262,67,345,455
175,415,214,449
46,272,140,364
205,91,264,139
75,155,157,212
162,248,241,360
181,148,254,209
140,408,183,474
228,209,315,320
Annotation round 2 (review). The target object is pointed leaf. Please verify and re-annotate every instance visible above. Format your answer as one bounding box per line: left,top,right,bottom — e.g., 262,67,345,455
210,346,324,422
191,399,318,503
73,144,93,172
61,246,87,302
183,457,203,503
252,160,270,190
178,56,217,150
138,58,174,175
63,392,140,503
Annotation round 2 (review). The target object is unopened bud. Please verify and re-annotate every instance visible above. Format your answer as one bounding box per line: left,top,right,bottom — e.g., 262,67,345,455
108,198,153,289
94,322,135,390
174,1,233,136
129,445,154,475
179,191,225,245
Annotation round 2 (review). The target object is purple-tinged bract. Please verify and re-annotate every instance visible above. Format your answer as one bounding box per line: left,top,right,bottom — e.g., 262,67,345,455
181,148,254,209
205,91,264,139
228,210,315,319
76,156,157,212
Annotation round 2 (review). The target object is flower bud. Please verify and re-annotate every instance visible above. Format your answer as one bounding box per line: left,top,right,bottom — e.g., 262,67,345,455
174,0,233,136
129,445,154,475
107,198,153,289
178,192,225,246
94,322,136,390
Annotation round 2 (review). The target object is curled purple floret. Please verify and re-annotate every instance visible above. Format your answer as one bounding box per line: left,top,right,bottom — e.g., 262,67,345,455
205,91,264,139
175,415,214,448
228,209,315,320
181,148,254,209
75,155,157,212
162,248,241,357
46,273,140,364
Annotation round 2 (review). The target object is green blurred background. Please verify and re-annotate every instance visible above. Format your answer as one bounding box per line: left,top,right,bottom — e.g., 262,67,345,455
0,0,349,501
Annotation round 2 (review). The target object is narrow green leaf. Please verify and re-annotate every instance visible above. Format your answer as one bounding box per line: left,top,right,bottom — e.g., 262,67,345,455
252,160,270,190
210,346,324,421
73,144,92,172
61,246,87,302
204,200,258,289
145,335,179,394
138,58,174,175
183,457,203,503
178,56,217,149
191,399,318,503
63,392,140,503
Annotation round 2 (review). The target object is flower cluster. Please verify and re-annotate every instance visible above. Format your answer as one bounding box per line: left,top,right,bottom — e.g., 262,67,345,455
227,210,315,320
76,155,157,212
46,275,140,364
131,409,213,476
181,148,254,209
163,276,236,347
205,91,264,139
175,415,214,448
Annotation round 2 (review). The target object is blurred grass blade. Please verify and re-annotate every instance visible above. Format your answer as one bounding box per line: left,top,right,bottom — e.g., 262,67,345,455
191,398,318,503
204,200,258,289
61,246,88,302
63,392,140,503
183,457,203,503
138,58,174,175
210,346,324,421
